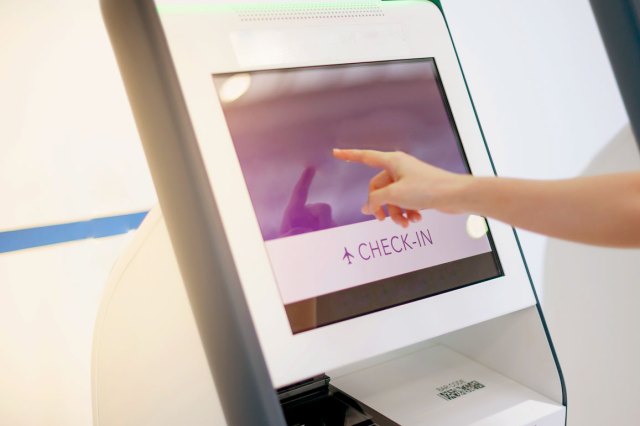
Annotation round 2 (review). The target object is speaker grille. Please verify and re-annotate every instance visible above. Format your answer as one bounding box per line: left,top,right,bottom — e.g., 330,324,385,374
236,2,384,21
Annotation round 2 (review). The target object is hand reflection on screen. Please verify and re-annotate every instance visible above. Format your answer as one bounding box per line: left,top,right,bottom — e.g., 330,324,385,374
279,166,337,238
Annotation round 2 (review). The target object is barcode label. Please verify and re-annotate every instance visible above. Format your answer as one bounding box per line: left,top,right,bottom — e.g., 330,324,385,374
436,379,485,401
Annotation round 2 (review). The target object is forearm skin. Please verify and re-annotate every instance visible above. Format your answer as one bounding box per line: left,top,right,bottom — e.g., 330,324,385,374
453,173,640,248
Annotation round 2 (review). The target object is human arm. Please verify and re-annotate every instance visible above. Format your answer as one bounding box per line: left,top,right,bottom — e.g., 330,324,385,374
333,148,640,248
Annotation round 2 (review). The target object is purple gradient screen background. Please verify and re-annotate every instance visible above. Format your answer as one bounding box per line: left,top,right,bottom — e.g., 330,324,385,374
213,59,469,241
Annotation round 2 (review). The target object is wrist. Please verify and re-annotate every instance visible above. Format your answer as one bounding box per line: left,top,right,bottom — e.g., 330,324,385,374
430,173,475,214
456,176,496,216
449,174,476,213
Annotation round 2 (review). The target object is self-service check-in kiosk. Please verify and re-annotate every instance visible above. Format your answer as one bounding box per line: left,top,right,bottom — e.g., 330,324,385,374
95,1,567,424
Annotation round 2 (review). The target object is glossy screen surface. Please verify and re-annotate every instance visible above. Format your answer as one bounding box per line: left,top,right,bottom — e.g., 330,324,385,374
213,59,502,333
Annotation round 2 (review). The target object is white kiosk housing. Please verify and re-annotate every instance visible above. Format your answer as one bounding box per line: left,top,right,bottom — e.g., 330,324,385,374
95,1,567,424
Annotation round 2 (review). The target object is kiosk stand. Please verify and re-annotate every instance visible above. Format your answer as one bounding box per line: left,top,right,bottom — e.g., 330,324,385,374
96,1,567,424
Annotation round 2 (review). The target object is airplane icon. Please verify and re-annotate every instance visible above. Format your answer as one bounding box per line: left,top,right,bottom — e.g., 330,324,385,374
342,247,355,265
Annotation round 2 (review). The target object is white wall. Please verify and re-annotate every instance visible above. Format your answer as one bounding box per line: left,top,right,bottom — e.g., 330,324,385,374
443,0,634,293
444,1,640,425
0,0,155,230
0,0,638,425
0,1,155,425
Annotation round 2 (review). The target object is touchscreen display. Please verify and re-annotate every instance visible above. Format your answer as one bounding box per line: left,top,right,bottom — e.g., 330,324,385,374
213,59,502,334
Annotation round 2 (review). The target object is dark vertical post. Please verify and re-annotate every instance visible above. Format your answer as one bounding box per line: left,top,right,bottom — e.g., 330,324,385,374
590,0,640,148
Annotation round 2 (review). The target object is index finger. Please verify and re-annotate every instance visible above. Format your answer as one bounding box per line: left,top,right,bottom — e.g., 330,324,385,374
333,149,393,170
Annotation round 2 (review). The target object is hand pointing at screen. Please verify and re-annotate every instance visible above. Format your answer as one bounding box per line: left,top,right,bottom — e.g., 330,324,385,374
333,148,640,248
332,149,470,227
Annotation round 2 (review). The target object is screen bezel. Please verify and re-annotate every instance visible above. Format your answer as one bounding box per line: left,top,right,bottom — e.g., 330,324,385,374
157,0,536,388
211,58,504,334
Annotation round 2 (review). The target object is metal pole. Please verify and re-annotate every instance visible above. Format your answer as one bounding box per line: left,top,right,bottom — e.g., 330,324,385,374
590,0,640,149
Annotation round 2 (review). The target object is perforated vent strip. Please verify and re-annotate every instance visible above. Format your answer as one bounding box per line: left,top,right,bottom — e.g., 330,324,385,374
236,2,384,21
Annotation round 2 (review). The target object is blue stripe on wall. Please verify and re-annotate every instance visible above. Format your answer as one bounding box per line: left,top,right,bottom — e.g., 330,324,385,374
0,211,149,254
